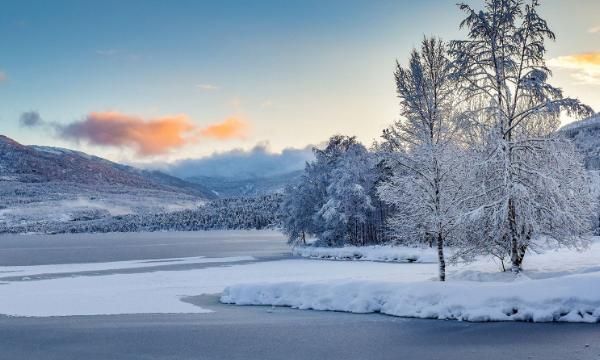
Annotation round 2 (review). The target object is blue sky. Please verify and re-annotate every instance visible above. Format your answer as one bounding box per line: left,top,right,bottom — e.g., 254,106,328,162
0,0,598,164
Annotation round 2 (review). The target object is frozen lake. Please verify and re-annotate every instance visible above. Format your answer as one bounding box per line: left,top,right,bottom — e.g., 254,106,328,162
0,230,290,266
0,230,599,359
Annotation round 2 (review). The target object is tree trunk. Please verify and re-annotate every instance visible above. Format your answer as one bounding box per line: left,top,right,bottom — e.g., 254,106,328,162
510,238,520,273
508,199,521,273
437,233,446,282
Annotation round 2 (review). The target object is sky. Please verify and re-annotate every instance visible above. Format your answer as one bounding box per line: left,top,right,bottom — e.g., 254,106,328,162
0,0,599,170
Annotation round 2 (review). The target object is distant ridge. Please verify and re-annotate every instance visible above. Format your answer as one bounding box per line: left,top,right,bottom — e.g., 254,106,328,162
560,113,600,170
187,170,303,198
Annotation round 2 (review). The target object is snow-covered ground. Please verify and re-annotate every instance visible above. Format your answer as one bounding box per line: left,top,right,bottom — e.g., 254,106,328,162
3,233,600,322
223,238,600,323
0,193,202,227
293,245,439,263
0,256,429,317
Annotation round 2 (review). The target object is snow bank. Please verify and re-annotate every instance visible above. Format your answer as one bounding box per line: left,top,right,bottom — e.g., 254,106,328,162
293,245,439,263
221,273,600,323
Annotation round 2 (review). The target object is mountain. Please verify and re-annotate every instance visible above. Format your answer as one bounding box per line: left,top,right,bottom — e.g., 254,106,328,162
127,168,217,199
187,170,303,198
560,113,600,170
0,135,215,199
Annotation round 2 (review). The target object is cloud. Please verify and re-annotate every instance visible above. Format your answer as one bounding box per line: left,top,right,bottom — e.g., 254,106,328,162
165,143,314,179
200,117,249,140
54,111,249,156
19,111,43,127
96,49,119,56
196,84,218,91
59,112,197,156
0,71,6,82
548,52,600,84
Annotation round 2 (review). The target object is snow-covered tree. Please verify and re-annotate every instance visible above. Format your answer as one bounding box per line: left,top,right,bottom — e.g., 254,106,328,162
280,135,387,246
320,141,378,246
280,178,321,245
449,0,595,272
378,37,469,281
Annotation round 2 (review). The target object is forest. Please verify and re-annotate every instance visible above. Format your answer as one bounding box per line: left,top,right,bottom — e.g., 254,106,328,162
0,195,282,235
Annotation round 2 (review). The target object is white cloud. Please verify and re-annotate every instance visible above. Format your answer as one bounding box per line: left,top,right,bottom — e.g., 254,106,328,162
164,143,314,178
548,53,600,85
196,84,218,91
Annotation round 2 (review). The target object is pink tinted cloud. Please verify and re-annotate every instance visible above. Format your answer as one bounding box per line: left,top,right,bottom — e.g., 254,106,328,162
59,111,249,156
200,117,249,140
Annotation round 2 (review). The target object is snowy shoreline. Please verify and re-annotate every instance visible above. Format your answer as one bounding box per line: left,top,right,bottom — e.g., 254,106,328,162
292,245,439,263
223,238,600,323
221,273,600,323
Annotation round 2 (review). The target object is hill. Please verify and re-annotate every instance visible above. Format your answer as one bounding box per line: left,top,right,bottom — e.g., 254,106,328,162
560,114,600,170
0,135,215,198
0,135,216,230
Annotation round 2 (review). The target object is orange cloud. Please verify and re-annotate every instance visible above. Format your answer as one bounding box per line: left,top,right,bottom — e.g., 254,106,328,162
548,52,600,84
59,111,248,156
200,117,249,140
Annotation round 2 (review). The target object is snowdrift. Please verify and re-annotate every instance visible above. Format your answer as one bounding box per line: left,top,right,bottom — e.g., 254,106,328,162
221,273,600,323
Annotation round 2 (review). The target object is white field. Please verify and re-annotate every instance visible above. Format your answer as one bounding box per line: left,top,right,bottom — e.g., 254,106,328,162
0,257,431,317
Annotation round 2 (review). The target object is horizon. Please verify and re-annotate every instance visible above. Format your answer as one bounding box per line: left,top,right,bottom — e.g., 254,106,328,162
1,0,599,169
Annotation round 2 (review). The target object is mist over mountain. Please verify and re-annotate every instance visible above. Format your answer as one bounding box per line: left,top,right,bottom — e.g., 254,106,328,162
187,171,304,198
164,144,314,179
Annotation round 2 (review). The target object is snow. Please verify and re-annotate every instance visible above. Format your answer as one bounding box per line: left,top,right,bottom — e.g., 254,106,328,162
221,274,600,323
30,146,70,155
293,245,439,263
0,257,423,317
4,232,600,322
560,113,600,132
222,238,600,323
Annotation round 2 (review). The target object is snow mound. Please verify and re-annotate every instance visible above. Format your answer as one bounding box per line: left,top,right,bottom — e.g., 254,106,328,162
293,245,438,263
221,273,600,323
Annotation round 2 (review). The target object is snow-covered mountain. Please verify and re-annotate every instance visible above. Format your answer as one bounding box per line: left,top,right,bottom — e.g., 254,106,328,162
0,135,215,198
0,135,289,234
560,114,600,170
0,134,222,230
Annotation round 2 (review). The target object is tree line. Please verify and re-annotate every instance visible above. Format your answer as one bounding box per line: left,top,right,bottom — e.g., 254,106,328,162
0,195,282,234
